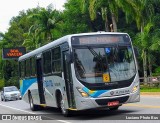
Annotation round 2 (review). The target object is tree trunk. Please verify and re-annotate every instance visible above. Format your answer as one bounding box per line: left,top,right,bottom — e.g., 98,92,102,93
143,50,148,82
141,23,148,82
105,16,109,32
111,13,117,32
148,54,152,77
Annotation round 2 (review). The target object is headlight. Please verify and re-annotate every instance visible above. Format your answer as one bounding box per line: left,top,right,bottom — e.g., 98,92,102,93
4,94,10,97
76,87,89,97
132,85,139,93
17,93,21,97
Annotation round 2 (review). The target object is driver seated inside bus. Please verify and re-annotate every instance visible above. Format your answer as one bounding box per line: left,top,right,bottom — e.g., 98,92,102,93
107,47,135,82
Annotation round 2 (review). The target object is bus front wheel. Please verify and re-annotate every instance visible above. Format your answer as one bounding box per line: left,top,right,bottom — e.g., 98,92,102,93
59,94,71,117
28,93,38,111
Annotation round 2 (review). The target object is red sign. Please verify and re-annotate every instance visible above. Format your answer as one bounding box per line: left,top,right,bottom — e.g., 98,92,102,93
2,47,26,59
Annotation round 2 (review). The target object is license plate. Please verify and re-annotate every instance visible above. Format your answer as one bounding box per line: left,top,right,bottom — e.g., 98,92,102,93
108,101,119,106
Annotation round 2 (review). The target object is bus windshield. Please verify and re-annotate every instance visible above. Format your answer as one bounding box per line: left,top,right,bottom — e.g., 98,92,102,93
74,46,136,84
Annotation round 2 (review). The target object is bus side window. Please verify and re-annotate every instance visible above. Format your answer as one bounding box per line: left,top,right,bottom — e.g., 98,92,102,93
19,62,21,78
26,58,31,77
20,61,25,79
52,47,61,73
43,50,52,74
31,57,36,77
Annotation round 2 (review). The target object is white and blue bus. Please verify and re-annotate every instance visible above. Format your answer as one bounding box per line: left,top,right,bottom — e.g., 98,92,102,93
18,32,140,116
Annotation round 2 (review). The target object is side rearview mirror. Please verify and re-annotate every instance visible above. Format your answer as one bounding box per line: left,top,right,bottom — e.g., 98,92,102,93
65,52,73,63
134,47,139,57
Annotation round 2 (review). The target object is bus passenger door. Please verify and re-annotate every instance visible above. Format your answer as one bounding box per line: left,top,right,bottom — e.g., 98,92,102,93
63,51,75,109
36,58,46,104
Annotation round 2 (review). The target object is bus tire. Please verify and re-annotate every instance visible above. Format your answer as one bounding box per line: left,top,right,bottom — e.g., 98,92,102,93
59,94,71,117
109,106,119,111
28,93,39,111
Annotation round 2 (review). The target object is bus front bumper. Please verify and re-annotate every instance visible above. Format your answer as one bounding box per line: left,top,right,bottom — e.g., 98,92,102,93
74,91,140,110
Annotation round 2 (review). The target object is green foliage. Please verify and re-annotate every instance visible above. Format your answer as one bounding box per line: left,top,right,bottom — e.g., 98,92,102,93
6,76,19,88
0,79,4,90
1,0,160,87
82,0,119,31
134,22,153,47
140,84,160,92
0,50,3,78
152,67,160,76
152,73,160,76
154,67,160,73
22,6,62,50
60,0,93,34
140,87,160,92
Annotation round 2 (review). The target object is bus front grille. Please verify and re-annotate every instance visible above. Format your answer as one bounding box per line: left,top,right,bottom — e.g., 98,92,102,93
95,96,129,106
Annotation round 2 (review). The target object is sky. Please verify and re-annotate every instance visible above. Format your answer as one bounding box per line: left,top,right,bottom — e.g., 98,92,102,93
0,0,66,33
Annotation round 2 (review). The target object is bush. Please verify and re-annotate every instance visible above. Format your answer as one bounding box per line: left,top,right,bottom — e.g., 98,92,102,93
152,73,160,76
0,79,4,90
140,84,160,92
6,76,19,88
153,67,160,76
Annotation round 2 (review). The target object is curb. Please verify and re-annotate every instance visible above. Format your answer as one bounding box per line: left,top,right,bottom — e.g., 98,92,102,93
140,92,160,96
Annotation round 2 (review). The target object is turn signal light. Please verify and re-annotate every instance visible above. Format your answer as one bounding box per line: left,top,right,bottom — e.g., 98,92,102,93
132,85,138,93
76,87,89,97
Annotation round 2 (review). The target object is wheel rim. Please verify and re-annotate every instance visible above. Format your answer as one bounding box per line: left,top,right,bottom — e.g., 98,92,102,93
60,98,66,114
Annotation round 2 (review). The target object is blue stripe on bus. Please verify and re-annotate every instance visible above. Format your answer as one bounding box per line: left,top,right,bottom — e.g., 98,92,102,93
20,78,37,96
82,87,109,98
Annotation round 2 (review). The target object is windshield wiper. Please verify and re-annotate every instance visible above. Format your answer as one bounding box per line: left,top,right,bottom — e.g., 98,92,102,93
87,46,103,61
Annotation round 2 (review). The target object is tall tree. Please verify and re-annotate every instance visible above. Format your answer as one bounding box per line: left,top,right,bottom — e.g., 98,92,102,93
23,25,42,50
82,0,119,32
119,0,156,82
134,22,153,76
28,5,62,44
0,9,37,86
59,0,93,35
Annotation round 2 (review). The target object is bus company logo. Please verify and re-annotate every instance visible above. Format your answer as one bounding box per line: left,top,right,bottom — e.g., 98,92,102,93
110,91,114,95
115,90,130,95
110,89,130,96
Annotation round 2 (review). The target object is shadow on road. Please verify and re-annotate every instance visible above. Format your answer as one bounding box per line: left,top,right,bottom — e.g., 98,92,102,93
34,107,138,120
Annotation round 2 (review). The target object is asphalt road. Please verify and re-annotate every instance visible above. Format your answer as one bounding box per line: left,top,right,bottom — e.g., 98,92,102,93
0,95,160,123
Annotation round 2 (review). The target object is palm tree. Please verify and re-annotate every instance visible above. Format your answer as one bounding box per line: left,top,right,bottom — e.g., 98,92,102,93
28,5,61,43
134,22,153,78
81,0,109,31
118,0,156,82
0,32,12,48
82,0,119,32
107,0,119,32
23,25,42,50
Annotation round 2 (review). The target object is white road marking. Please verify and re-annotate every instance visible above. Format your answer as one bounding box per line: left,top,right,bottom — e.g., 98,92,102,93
0,103,71,123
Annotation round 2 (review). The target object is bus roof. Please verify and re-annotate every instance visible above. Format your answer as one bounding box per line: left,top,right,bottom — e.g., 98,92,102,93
18,32,128,61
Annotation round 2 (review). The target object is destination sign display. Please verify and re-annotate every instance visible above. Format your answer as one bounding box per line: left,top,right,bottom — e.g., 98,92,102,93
71,34,130,45
2,47,26,59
